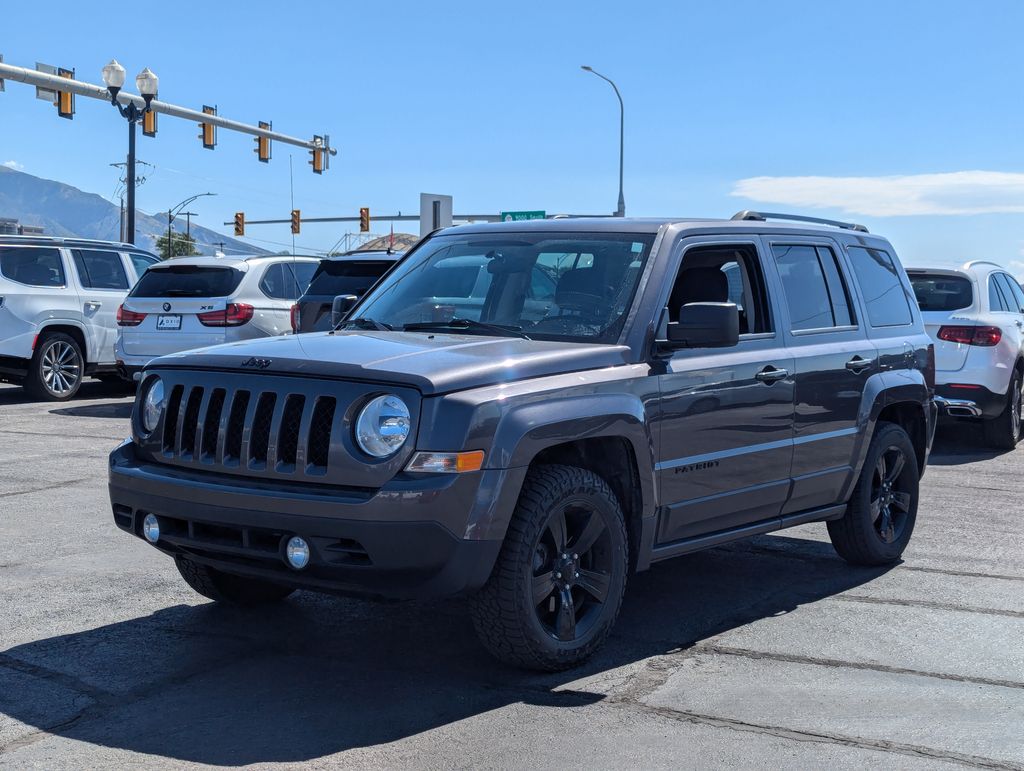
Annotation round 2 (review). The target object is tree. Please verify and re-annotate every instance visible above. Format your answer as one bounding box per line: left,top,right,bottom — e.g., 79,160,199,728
155,231,201,260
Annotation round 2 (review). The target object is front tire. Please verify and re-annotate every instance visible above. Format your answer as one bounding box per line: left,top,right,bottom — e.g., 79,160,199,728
175,556,295,605
470,464,628,671
984,370,1022,450
828,422,919,566
25,332,83,401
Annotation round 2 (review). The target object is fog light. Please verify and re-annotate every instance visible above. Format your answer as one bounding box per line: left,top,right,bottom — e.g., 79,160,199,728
286,536,310,569
142,513,160,543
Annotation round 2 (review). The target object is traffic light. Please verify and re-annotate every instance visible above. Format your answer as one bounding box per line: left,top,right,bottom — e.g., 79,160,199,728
254,121,271,163
309,135,324,174
290,209,301,235
56,67,74,119
233,212,245,237
199,105,217,149
359,207,370,233
143,109,157,137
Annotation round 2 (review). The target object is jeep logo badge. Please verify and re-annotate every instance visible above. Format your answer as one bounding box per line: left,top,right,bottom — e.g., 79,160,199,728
162,302,172,312
241,357,272,369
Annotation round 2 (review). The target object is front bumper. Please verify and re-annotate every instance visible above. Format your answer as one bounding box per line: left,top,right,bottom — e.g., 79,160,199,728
108,441,507,600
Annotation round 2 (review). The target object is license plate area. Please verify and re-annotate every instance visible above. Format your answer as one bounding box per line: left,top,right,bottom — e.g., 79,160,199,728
156,314,182,330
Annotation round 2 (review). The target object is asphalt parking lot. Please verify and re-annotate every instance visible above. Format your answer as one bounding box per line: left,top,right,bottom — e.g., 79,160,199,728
0,381,1022,770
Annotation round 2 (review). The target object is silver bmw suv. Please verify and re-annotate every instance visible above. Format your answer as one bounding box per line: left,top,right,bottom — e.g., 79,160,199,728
0,235,159,400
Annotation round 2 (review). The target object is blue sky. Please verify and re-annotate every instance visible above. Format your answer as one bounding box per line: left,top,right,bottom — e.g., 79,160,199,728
2,0,1024,276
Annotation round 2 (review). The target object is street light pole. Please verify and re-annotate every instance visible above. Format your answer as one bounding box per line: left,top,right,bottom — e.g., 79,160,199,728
102,61,159,244
581,66,625,217
166,194,216,258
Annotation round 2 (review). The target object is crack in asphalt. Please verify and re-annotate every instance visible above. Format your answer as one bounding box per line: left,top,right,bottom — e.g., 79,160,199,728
832,593,1024,618
0,478,93,499
696,644,1024,691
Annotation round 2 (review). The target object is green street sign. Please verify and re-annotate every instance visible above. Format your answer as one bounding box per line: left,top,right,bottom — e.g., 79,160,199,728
500,210,546,222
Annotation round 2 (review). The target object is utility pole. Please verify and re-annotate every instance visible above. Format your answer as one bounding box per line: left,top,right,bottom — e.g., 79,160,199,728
182,212,198,241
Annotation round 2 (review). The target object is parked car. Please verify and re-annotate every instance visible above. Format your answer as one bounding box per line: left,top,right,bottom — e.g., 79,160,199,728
291,250,401,333
115,254,319,379
0,235,159,400
110,212,935,670
906,261,1024,448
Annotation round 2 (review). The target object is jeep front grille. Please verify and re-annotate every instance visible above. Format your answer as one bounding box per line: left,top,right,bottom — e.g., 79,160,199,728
160,384,338,476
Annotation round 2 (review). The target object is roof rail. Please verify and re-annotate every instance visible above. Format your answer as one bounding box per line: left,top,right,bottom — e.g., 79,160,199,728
962,260,1005,272
731,210,869,233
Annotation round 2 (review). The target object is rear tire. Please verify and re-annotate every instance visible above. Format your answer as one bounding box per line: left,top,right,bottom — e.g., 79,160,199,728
175,556,295,605
470,464,628,671
25,332,83,401
828,422,919,566
984,370,1022,450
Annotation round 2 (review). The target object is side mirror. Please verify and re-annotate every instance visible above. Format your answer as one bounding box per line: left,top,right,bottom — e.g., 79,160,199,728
331,294,358,327
665,302,739,349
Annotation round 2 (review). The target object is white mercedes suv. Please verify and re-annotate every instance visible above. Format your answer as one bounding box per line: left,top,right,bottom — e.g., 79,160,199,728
907,261,1024,448
115,254,318,379
0,236,159,400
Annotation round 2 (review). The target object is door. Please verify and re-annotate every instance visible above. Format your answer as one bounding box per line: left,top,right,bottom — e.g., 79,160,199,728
767,241,877,514
256,261,316,336
656,239,795,544
71,248,130,365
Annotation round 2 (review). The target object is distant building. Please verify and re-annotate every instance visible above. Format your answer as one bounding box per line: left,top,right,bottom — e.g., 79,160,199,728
0,217,44,235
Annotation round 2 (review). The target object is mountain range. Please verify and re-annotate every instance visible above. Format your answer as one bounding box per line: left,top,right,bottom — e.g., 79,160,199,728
0,166,265,256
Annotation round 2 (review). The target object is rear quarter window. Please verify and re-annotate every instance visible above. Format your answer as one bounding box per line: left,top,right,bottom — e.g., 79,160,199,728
846,246,914,327
129,266,245,298
909,274,973,312
0,246,65,287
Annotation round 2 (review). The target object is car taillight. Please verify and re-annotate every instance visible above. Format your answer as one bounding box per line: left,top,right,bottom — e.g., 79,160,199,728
197,303,254,327
290,303,300,333
117,304,147,326
937,325,1002,346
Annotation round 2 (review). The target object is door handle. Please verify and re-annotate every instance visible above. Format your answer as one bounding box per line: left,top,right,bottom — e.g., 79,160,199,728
1015,320,1023,328
846,356,874,373
755,366,789,384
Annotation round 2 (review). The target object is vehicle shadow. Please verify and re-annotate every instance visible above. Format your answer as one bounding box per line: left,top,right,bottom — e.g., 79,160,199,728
49,401,134,419
0,533,891,765
927,424,1014,466
0,380,133,408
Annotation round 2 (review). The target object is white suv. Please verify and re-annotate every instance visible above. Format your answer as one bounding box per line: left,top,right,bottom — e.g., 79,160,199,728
0,236,159,400
907,261,1024,448
115,254,318,379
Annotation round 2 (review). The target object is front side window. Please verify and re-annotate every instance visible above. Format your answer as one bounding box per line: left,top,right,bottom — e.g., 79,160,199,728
260,263,314,300
353,232,655,342
0,246,65,287
670,244,772,334
846,246,913,327
772,244,853,331
72,249,129,290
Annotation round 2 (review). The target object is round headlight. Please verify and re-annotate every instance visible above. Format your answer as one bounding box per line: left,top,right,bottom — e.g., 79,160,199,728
141,377,165,434
355,394,411,457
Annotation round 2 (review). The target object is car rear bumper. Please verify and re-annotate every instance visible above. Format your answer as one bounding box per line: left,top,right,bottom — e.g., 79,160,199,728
934,384,1005,419
108,441,505,600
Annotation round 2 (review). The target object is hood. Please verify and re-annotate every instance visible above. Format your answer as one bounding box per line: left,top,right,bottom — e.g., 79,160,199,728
148,331,633,394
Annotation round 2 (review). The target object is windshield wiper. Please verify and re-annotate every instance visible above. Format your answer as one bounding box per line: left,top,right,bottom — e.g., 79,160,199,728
333,317,393,332
403,318,531,340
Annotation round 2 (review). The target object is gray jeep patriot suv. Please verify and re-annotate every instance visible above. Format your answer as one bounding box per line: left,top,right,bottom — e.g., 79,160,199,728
109,212,936,670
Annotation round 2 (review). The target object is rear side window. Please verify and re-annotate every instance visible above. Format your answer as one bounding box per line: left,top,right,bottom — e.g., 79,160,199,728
130,252,159,277
0,246,65,287
909,274,973,311
771,244,853,331
846,246,913,327
306,260,393,297
988,276,1010,312
129,266,244,298
260,262,318,300
72,249,129,290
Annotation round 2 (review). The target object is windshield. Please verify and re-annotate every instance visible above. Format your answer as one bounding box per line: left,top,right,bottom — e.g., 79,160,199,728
129,265,245,298
306,259,394,297
352,232,655,342
908,273,973,312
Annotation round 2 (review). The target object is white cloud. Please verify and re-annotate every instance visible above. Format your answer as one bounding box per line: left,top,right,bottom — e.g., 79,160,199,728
732,170,1024,217
2,160,24,170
